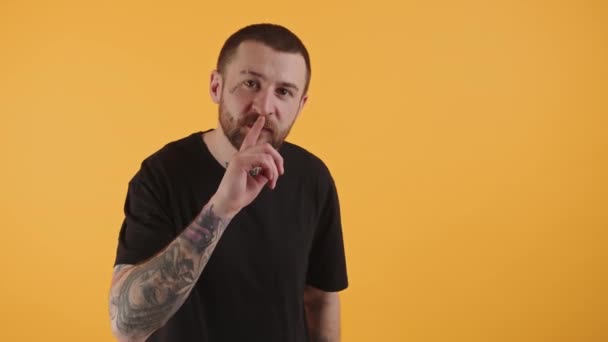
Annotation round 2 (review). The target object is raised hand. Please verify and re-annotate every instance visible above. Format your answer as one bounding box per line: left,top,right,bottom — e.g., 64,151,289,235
211,116,285,217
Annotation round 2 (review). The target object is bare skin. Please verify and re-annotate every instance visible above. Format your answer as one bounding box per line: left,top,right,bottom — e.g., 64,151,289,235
304,286,341,342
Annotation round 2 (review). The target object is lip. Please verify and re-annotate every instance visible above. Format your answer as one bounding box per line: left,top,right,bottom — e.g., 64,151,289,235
246,124,273,133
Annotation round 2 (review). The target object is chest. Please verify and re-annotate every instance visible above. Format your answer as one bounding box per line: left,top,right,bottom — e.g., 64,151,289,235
171,171,321,288
209,183,318,280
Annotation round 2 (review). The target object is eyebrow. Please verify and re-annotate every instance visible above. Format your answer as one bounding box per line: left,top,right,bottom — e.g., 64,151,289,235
240,69,300,93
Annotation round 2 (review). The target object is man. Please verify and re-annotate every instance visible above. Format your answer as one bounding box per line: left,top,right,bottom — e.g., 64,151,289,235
109,23,348,342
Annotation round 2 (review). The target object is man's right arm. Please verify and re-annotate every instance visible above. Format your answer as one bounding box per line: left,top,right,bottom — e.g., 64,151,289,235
109,198,233,342
109,116,284,342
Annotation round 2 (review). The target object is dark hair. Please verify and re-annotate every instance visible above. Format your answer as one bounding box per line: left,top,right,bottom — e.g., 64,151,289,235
217,23,311,95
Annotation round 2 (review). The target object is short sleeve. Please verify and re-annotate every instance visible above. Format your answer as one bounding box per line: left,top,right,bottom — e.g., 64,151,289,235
114,159,176,266
306,175,349,292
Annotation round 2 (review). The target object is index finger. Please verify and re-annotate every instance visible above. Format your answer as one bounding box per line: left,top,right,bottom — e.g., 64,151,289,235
240,116,265,151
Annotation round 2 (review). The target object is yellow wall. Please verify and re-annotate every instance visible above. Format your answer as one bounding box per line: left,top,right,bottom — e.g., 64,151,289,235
1,0,606,341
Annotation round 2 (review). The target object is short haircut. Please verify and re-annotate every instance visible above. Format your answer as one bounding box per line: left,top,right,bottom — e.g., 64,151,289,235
217,23,311,95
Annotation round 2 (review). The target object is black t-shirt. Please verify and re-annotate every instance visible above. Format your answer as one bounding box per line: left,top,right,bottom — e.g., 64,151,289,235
114,131,348,342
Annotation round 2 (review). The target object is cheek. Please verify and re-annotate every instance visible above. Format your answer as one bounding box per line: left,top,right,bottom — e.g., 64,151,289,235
235,97,255,114
277,101,300,121
223,86,251,108
229,86,255,102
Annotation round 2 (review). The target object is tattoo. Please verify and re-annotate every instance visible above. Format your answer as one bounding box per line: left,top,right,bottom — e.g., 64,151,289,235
113,264,128,276
113,243,194,335
182,205,224,253
111,205,226,339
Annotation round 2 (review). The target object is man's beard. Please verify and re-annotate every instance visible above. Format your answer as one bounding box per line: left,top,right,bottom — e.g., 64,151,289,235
218,100,293,150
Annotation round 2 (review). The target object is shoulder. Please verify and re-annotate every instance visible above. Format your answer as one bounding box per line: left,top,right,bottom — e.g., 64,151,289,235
280,141,337,199
133,132,203,183
280,141,332,179
145,132,203,165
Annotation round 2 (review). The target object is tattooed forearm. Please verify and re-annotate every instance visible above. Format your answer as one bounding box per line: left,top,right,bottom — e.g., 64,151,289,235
113,243,194,335
110,204,227,341
182,205,224,253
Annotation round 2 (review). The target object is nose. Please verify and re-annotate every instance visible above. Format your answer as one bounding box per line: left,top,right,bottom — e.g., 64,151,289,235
251,88,275,117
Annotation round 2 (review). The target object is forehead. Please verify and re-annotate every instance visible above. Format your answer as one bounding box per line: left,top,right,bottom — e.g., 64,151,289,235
225,41,307,88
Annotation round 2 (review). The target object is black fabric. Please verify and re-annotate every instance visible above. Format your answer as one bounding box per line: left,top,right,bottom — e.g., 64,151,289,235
114,130,348,342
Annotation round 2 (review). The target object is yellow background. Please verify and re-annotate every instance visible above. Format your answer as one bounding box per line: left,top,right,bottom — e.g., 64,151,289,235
1,0,607,341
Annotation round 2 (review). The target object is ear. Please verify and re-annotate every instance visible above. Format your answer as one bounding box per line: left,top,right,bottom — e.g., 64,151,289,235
295,94,308,119
209,70,223,104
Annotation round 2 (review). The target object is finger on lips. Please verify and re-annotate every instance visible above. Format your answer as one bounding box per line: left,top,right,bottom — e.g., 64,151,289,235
239,117,284,181
240,116,266,152
236,116,284,189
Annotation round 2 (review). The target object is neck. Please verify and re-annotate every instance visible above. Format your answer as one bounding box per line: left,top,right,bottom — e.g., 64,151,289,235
203,127,238,168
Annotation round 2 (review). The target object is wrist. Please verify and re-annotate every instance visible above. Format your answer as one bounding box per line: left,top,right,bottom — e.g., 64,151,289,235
208,194,240,219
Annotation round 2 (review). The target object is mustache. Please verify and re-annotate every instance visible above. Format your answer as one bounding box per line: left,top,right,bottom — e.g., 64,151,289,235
240,114,277,132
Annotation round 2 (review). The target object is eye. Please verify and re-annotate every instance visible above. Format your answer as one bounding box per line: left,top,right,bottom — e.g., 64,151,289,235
276,87,293,97
243,80,260,90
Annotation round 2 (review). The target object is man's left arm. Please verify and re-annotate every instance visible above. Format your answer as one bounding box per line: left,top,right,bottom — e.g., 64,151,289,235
304,285,341,342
